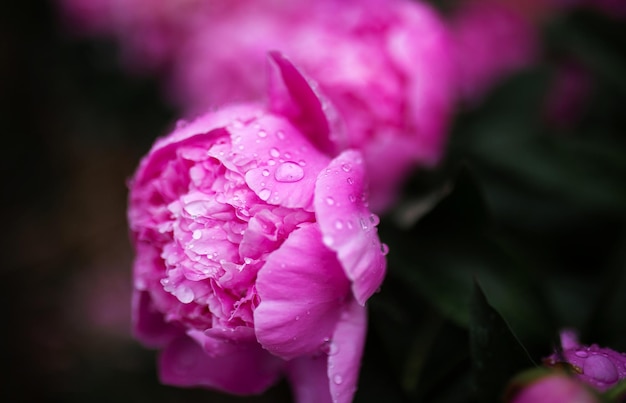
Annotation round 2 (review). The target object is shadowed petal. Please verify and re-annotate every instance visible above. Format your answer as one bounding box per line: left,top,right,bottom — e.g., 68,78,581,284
328,298,367,403
314,150,387,305
254,224,350,360
159,335,284,395
287,356,333,403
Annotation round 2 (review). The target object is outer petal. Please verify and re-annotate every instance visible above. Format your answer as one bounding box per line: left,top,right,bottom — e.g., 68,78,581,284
285,298,367,403
287,356,333,403
132,290,181,348
254,224,350,360
314,150,387,305
159,335,284,395
327,298,367,403
267,51,341,156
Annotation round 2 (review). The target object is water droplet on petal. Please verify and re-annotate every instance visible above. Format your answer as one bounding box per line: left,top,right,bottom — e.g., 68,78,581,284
295,316,300,321
335,220,343,230
575,351,589,358
269,148,280,158
347,177,354,185
258,130,267,138
275,162,304,182
326,197,335,206
323,235,334,246
276,130,285,140
349,194,356,203
298,160,306,167
268,159,276,166
262,169,270,177
284,152,292,159
258,189,271,201
346,220,354,229
176,286,194,304
369,214,380,226
341,163,352,172
333,375,343,385
360,217,369,230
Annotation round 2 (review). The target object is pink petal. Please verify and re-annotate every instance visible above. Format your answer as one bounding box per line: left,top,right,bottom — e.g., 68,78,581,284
159,335,284,395
267,51,341,156
327,298,368,403
314,150,387,305
132,290,182,348
254,224,350,360
287,356,333,403
228,114,330,211
285,298,367,403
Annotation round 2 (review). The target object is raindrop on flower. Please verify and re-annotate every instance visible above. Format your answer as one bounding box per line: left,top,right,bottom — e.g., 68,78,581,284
262,169,270,177
326,197,335,206
369,214,380,226
333,375,343,385
335,220,343,230
323,235,334,246
269,147,280,158
298,160,306,166
192,230,202,240
176,286,195,304
258,188,271,201
276,130,285,140
258,130,267,138
360,217,369,230
347,177,354,185
349,194,356,203
341,163,352,172
575,351,589,358
381,243,390,255
268,159,276,166
274,162,304,182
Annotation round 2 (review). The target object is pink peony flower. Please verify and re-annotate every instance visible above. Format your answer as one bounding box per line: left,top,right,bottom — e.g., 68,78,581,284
450,0,540,102
544,330,626,391
508,371,600,403
128,53,387,403
169,0,455,212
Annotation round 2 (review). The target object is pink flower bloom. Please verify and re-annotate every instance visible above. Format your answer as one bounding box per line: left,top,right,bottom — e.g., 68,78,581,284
544,330,626,391
450,0,539,102
170,0,455,212
128,53,387,403
508,372,600,403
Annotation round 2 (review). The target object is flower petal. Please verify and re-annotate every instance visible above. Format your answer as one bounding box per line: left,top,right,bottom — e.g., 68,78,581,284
228,114,330,211
328,298,367,403
314,150,387,305
267,51,341,156
159,335,284,395
287,356,333,403
254,224,350,360
132,290,182,348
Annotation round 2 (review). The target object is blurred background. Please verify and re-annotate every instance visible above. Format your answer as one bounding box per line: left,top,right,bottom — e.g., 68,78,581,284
2,1,625,402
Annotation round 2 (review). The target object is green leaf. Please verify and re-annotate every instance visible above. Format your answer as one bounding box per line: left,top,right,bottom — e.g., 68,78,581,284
470,281,535,402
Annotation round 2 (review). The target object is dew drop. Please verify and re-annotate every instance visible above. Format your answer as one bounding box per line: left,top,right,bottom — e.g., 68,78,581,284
284,152,292,159
369,214,380,226
323,235,334,246
335,220,343,230
295,316,300,321
262,169,270,177
269,148,280,158
176,286,194,304
258,188,271,201
349,194,357,203
276,130,285,140
258,130,267,138
275,162,304,182
346,220,354,229
333,375,343,385
328,342,339,356
341,163,352,172
298,160,307,167
347,177,354,185
360,217,369,230
244,257,253,265
268,159,276,166
192,230,202,240
326,197,335,206
575,351,589,358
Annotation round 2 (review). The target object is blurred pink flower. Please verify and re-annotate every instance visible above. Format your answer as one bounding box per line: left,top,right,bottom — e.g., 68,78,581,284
450,0,540,102
168,0,455,212
544,329,626,391
508,372,600,403
543,61,593,130
128,53,387,403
